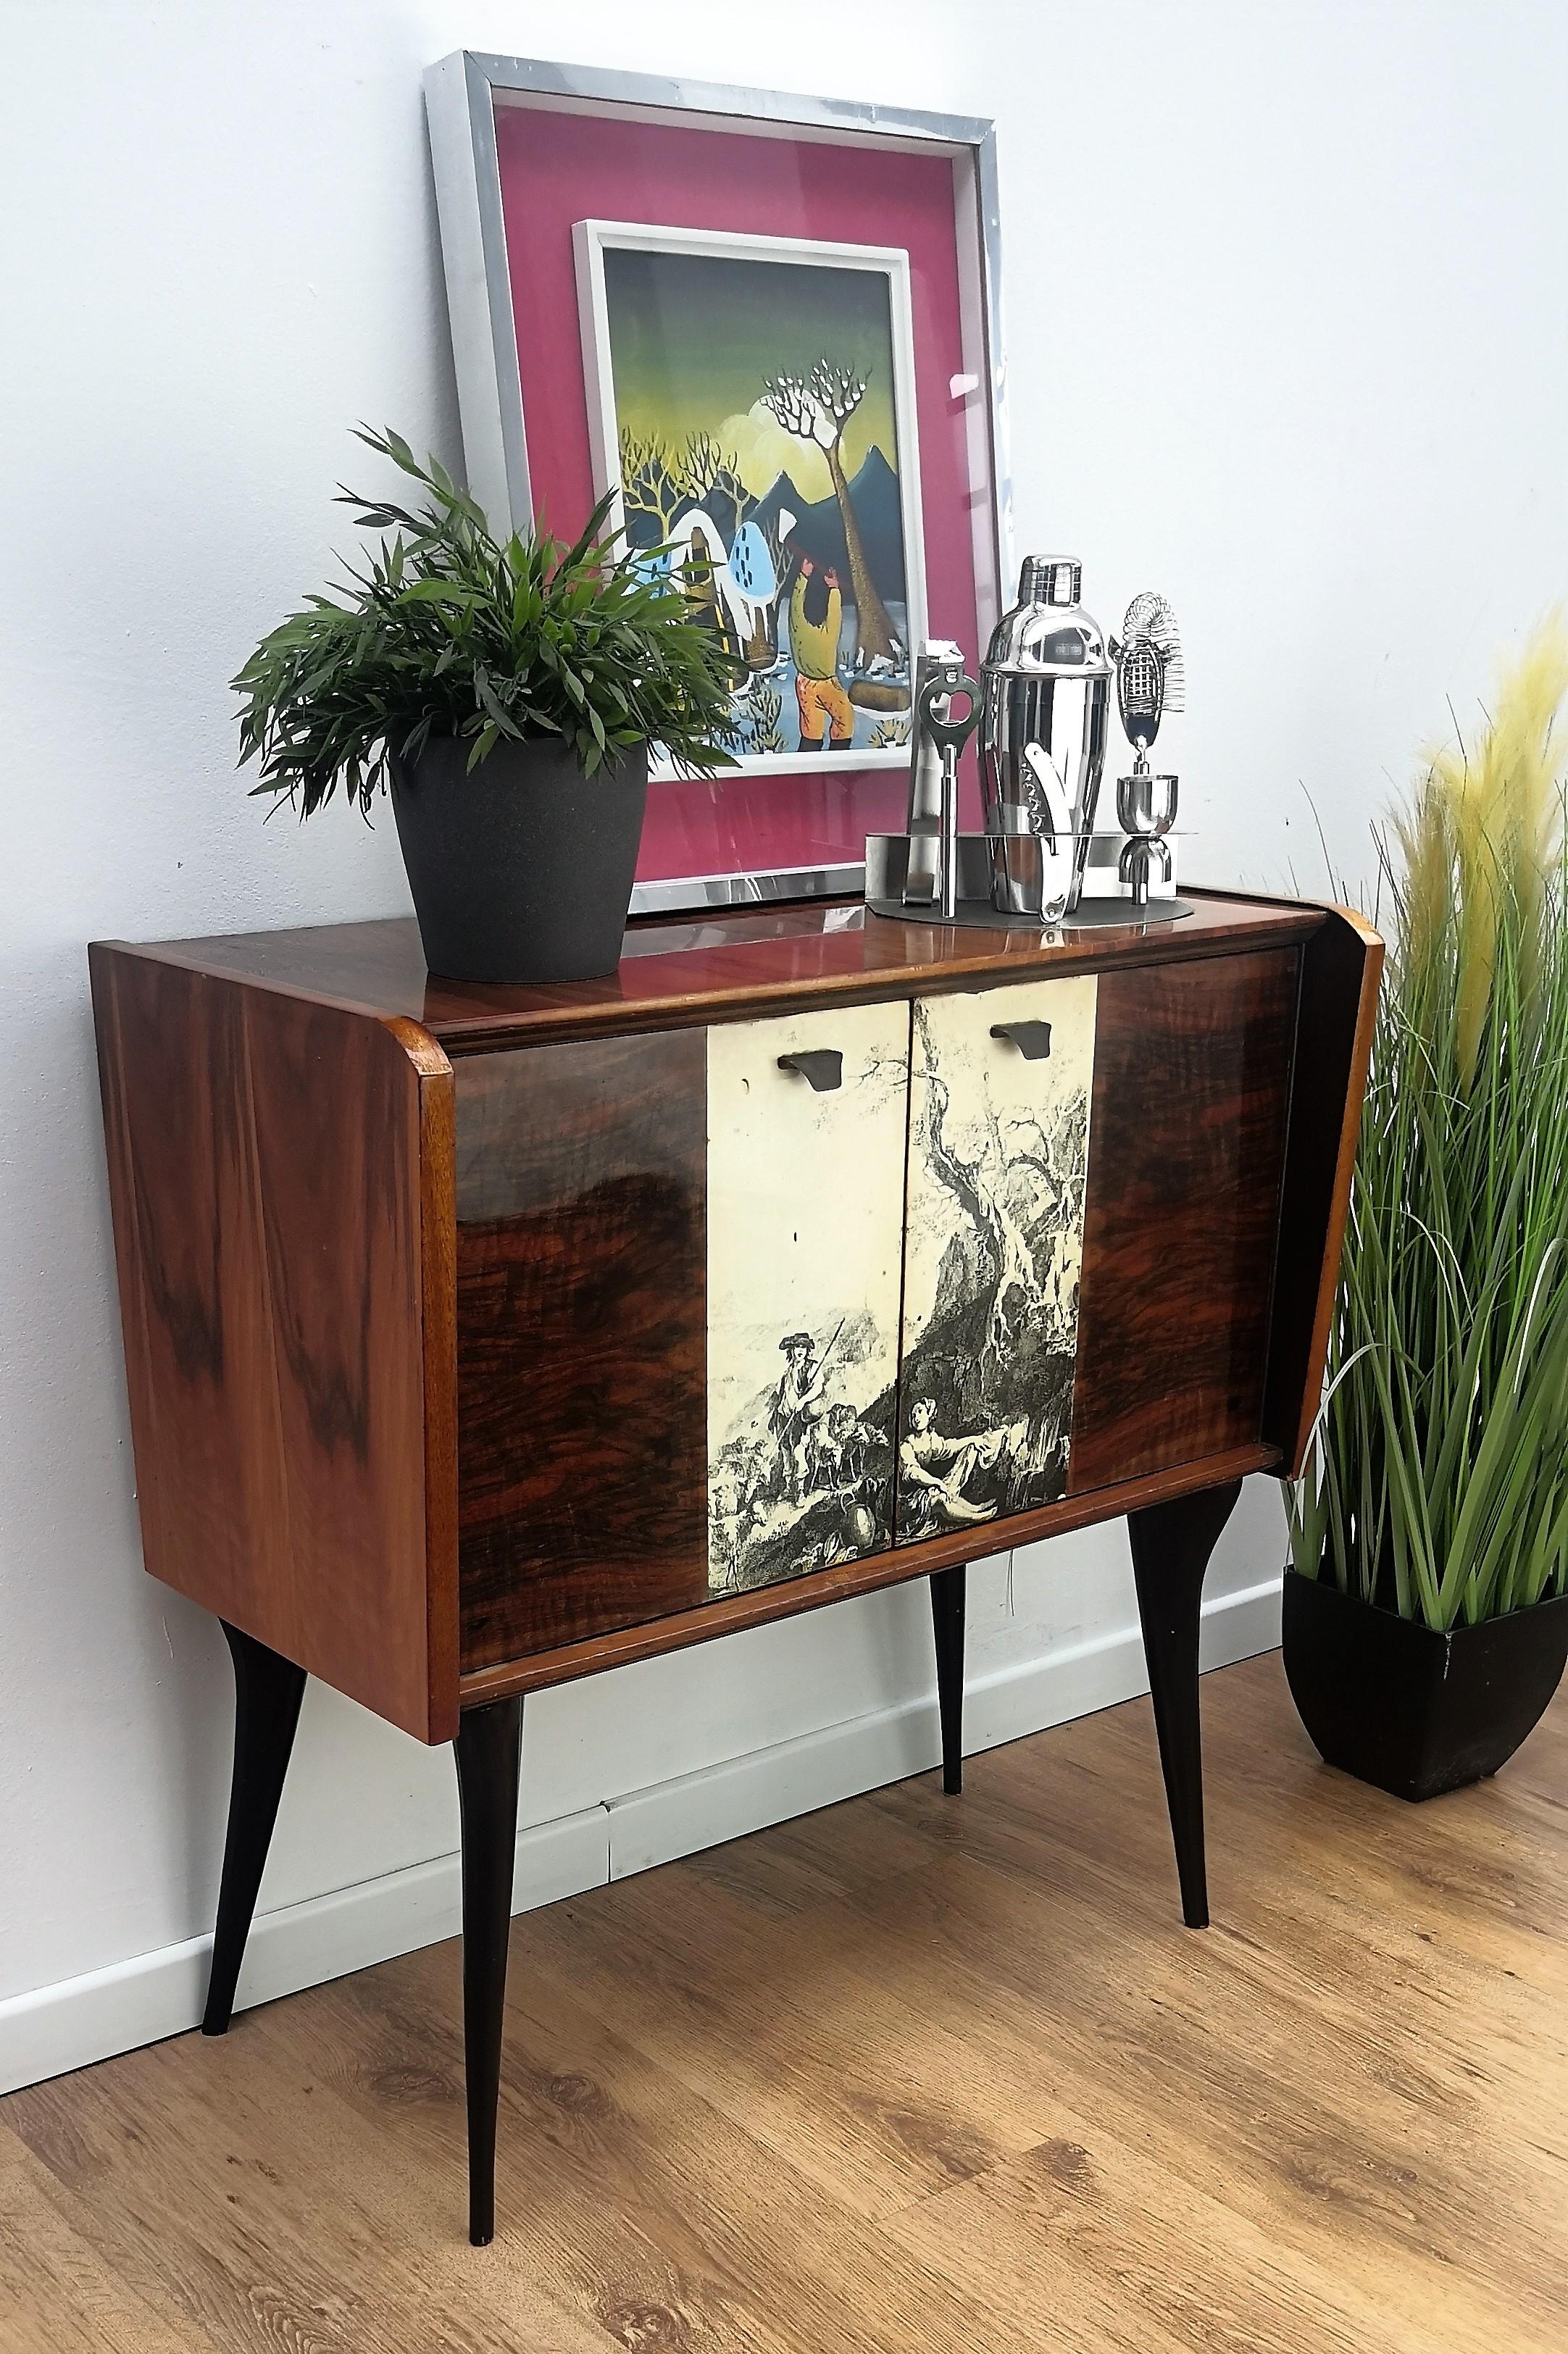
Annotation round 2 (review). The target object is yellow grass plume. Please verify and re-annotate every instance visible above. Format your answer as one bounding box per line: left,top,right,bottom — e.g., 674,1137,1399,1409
1415,614,1568,1089
1391,768,1454,1004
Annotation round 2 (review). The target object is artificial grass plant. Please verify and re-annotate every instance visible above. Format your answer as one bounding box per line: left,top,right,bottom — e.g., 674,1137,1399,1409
1288,617,1568,1629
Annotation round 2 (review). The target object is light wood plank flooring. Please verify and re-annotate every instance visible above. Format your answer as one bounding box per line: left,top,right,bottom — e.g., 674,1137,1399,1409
4,1650,1565,2353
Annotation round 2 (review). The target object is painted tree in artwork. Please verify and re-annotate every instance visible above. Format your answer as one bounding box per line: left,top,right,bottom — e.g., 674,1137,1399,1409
673,431,755,530
901,1001,1089,1479
912,1018,1036,1376
617,428,683,539
761,360,902,667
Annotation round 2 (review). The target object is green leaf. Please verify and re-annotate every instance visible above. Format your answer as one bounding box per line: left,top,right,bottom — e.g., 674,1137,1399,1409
233,421,740,817
1290,648,1568,1626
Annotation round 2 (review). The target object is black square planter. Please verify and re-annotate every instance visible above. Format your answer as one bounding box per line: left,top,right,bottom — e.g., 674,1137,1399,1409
1282,1571,1568,1801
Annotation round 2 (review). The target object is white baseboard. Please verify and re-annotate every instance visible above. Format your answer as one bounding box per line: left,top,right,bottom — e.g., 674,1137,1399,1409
0,1579,1280,2098
0,1808,610,2100
607,1575,1283,1877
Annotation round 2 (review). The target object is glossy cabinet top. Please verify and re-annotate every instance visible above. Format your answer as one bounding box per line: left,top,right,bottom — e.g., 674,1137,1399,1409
99,890,1327,1052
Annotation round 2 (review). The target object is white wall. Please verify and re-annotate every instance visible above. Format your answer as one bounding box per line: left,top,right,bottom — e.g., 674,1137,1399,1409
3,0,1564,2082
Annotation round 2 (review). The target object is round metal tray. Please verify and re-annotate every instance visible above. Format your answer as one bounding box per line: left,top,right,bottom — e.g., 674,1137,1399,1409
866,895,1193,935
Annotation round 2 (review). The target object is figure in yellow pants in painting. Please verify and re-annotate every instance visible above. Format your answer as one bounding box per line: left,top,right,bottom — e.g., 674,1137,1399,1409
788,556,856,749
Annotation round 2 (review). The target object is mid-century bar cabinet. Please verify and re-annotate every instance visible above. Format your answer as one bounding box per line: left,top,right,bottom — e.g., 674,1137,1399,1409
91,885,1380,2242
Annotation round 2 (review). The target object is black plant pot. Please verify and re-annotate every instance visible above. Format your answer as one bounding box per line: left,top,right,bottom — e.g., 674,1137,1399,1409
390,735,649,985
1282,1570,1568,1802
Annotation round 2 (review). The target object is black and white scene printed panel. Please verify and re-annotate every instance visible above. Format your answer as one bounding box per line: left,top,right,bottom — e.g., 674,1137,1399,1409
707,1003,911,1597
898,977,1098,1541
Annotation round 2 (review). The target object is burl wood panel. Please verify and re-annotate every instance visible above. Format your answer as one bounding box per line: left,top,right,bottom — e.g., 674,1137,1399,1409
89,945,458,1742
1069,949,1300,1490
454,1030,707,1667
1261,902,1383,1473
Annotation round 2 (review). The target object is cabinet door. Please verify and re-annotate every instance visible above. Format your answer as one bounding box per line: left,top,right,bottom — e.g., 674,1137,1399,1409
707,1003,911,1598
1069,948,1298,1486
456,1030,709,1669
898,976,1099,1540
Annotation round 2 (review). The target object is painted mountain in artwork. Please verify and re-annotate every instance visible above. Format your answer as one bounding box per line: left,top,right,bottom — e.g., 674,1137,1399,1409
634,450,906,609
756,448,906,606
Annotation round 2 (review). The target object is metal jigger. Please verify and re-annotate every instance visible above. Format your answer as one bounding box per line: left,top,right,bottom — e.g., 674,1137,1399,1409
1116,764,1177,907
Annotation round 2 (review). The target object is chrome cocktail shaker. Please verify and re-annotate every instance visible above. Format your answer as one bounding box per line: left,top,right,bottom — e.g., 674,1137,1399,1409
980,556,1112,918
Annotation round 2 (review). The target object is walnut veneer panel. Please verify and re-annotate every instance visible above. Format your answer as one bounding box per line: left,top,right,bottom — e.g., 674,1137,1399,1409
1069,948,1300,1490
455,1031,707,1667
89,945,457,1742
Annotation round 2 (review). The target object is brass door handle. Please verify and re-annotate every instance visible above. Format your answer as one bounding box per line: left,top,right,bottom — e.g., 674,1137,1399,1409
989,1020,1052,1060
777,1049,843,1092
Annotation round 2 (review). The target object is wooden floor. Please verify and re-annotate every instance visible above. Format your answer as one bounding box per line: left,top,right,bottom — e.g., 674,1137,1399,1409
4,1651,1566,2354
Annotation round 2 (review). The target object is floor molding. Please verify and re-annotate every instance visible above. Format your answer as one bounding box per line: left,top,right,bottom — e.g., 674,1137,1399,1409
0,1579,1280,2097
606,1576,1282,1877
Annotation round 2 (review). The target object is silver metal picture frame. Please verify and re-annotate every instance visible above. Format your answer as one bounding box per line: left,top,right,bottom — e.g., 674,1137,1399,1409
422,51,1010,916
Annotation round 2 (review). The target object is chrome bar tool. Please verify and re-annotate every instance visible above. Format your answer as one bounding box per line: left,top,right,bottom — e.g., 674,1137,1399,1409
903,641,979,918
980,557,1112,919
1112,591,1183,909
1018,740,1075,920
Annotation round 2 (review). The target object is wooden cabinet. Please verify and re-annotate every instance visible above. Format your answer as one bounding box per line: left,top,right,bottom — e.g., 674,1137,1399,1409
89,895,1376,1714
89,886,1380,2242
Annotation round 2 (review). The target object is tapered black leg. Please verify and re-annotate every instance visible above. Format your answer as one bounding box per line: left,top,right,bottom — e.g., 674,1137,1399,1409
1126,1479,1243,1929
929,1564,967,1795
202,1620,308,2036
454,1695,523,2247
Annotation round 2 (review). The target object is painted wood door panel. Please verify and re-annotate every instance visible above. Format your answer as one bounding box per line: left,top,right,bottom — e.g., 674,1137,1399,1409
1069,948,1300,1488
707,1003,911,1598
454,1030,708,1668
898,977,1099,1543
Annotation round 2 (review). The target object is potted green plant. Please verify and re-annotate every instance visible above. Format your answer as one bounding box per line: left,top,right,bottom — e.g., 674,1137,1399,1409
233,429,736,985
1285,620,1568,1800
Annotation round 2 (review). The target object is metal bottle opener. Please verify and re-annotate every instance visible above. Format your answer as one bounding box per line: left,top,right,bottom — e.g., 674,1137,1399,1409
915,667,980,919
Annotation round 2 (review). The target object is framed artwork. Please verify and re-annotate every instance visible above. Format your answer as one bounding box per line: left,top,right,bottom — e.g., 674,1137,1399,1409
574,222,926,779
424,53,1009,912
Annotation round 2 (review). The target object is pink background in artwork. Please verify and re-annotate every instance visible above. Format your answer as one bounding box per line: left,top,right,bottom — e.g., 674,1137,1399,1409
494,103,989,882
